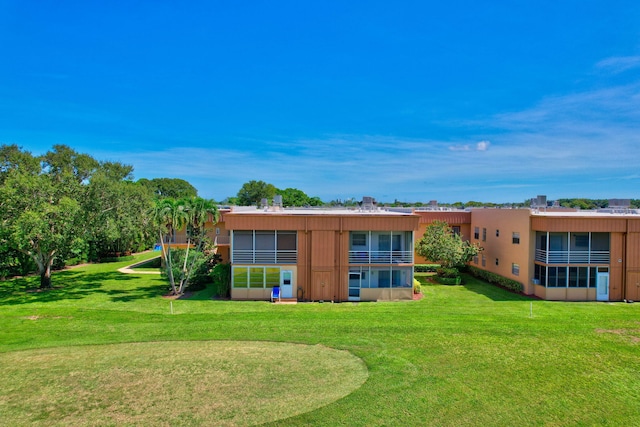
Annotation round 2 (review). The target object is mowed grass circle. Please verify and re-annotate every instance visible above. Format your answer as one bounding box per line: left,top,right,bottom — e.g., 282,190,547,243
1,341,369,426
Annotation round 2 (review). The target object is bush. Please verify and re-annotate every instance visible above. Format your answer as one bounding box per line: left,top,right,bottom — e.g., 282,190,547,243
210,263,231,298
161,248,223,292
435,276,462,285
467,266,523,293
415,264,440,273
98,255,135,264
412,278,422,294
436,267,459,278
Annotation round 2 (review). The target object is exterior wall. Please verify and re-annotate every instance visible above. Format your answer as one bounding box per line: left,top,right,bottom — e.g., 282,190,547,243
624,221,640,301
469,209,532,293
414,211,472,264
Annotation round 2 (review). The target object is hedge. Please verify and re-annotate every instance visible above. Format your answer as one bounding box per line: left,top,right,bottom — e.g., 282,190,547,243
467,266,523,293
435,276,462,285
98,255,135,264
415,264,440,273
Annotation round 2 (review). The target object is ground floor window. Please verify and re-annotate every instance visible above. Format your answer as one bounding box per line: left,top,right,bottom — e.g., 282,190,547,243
534,264,605,288
349,266,412,288
232,266,281,288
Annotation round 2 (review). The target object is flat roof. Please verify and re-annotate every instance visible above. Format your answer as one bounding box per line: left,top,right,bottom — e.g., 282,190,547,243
531,209,640,218
228,207,415,216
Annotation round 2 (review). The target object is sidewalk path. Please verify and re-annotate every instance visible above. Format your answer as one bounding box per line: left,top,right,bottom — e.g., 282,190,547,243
118,256,162,275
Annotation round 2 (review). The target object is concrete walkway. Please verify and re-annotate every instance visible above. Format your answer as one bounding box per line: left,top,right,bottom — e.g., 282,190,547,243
118,255,162,275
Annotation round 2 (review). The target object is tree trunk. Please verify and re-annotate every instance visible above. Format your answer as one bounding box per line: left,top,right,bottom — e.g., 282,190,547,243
40,265,52,289
159,230,178,295
38,255,53,289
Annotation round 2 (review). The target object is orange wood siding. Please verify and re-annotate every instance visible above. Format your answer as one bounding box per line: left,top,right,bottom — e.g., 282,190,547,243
609,233,624,301
626,233,640,270
416,211,471,225
627,219,640,232
225,213,418,232
341,215,419,231
311,230,335,268
225,214,308,230
531,217,627,232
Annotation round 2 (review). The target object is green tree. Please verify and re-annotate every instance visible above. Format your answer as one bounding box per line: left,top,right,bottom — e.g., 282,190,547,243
138,177,198,199
179,197,219,294
236,180,276,206
151,197,218,295
415,220,481,269
1,169,82,288
151,198,187,295
84,168,154,259
1,144,160,286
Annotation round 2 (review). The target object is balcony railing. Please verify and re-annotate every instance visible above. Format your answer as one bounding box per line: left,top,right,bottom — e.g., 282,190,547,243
535,249,610,264
349,250,413,264
232,250,297,264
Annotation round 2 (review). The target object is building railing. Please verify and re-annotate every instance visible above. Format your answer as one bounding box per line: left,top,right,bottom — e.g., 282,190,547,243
534,249,610,264
349,250,413,264
232,250,297,264
160,234,231,246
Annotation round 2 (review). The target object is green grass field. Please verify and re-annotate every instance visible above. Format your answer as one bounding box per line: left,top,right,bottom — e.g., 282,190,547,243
1,252,639,426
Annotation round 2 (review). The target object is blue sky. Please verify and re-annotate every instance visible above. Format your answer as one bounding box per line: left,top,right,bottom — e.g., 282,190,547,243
2,1,640,203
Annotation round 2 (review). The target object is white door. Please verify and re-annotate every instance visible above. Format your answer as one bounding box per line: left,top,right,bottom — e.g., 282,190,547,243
596,272,609,301
281,270,293,298
348,272,361,302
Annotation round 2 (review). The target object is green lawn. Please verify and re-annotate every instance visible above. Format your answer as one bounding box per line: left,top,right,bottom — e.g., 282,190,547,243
1,253,639,426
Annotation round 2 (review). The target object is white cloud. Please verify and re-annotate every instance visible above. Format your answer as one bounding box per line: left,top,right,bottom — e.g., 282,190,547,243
595,55,640,74
476,141,490,151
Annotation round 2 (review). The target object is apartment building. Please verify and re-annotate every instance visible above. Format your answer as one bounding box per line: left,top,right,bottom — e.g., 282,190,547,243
223,206,419,302
168,198,640,302
469,207,640,302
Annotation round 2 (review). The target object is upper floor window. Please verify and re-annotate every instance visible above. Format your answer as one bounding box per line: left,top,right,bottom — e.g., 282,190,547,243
232,230,297,264
482,228,487,242
496,229,500,237
474,227,479,240
352,233,367,247
452,226,461,236
512,232,520,244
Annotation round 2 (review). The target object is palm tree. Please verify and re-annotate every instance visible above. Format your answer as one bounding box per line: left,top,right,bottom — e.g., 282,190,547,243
178,197,219,294
151,198,188,295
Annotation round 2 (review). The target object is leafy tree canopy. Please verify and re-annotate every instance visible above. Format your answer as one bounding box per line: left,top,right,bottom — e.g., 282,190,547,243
138,177,198,199
236,180,277,206
416,220,481,269
0,144,153,287
276,187,324,207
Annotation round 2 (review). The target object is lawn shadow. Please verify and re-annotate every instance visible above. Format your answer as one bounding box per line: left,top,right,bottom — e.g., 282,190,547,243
461,274,536,302
0,269,167,305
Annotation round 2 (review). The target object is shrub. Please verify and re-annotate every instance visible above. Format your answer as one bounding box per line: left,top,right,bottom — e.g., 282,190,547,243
210,263,231,298
162,248,222,292
467,266,523,293
412,278,422,294
435,276,462,285
98,255,135,264
415,264,440,273
436,267,459,278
